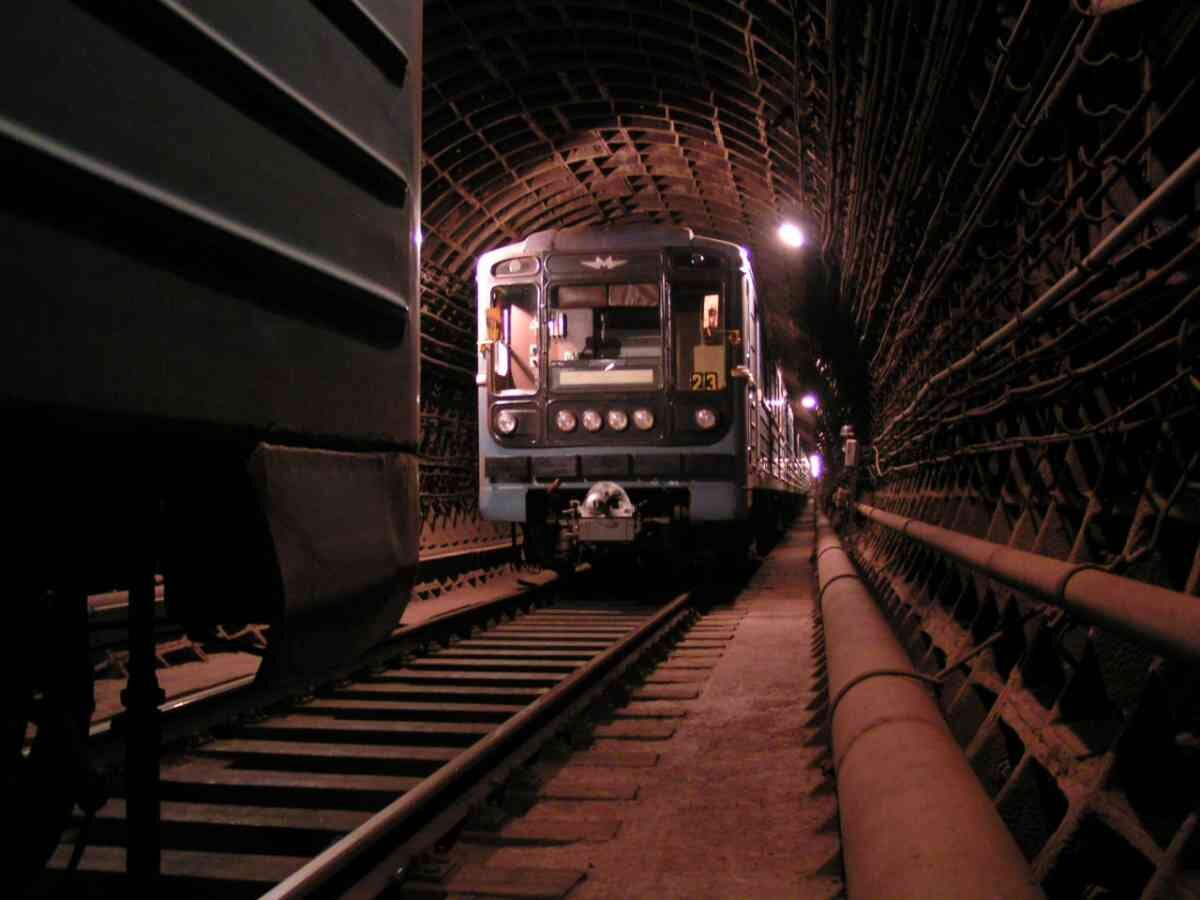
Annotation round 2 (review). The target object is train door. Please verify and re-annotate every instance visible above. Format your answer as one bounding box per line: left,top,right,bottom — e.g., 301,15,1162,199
742,274,762,480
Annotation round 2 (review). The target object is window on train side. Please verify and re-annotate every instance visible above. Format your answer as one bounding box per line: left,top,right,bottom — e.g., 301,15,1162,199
672,283,726,391
547,283,662,390
490,284,539,395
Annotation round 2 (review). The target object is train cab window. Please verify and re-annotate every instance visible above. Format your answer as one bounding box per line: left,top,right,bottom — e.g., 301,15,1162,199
547,283,661,389
672,283,726,391
490,284,539,395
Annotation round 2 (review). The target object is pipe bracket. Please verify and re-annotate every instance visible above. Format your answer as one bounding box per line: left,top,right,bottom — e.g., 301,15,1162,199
828,668,942,724
1055,563,1106,604
817,571,864,606
816,544,851,563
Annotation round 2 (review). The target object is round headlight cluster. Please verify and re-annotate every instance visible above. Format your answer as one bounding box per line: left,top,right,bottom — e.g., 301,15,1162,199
495,409,518,434
694,407,718,430
556,408,656,433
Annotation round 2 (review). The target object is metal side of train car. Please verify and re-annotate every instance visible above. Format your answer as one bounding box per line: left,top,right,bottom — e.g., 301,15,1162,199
1,3,422,880
1,0,422,667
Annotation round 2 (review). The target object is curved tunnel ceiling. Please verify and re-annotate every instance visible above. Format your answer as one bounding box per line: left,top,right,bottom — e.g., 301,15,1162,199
422,1,1200,448
422,0,824,387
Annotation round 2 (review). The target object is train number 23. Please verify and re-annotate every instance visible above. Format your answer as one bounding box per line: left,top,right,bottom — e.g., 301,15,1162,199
690,372,719,391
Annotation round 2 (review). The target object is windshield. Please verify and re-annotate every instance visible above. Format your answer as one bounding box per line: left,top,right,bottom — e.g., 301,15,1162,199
672,282,726,391
489,284,539,395
547,282,662,390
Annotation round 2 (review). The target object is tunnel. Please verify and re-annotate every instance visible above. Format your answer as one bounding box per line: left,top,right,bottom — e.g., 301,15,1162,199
416,2,1199,895
2,1,1198,896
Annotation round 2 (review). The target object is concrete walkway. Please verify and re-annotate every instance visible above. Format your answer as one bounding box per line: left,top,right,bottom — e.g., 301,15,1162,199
465,518,843,898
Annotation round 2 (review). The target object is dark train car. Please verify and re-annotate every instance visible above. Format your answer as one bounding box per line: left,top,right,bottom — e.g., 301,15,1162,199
476,224,808,568
1,1,421,877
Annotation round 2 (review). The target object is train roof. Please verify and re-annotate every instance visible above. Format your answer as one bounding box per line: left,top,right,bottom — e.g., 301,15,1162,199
478,224,748,273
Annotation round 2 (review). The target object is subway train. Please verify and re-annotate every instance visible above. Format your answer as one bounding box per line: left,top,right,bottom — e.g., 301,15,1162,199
2,2,422,881
476,225,809,569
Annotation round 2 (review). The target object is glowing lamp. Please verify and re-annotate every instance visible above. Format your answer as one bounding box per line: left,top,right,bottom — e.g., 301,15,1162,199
800,393,818,410
778,221,805,248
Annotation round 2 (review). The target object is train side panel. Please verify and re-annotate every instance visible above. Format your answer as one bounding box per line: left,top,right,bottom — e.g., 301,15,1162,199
0,1,421,445
0,1,424,662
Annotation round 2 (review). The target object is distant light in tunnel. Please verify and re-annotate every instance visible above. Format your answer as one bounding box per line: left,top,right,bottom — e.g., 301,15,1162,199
808,454,823,479
778,221,805,248
801,393,818,410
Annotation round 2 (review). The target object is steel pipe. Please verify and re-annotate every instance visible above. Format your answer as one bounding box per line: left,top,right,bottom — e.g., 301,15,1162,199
857,503,1200,661
1086,0,1146,13
816,517,1042,900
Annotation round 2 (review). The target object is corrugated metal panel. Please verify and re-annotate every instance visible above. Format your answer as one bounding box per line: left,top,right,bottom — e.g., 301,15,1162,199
0,0,421,447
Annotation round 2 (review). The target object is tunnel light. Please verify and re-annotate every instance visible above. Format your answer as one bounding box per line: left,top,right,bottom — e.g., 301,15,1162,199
801,393,818,410
808,454,823,479
778,221,805,248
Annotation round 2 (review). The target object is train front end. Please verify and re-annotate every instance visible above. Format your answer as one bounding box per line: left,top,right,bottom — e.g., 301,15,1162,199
476,226,752,568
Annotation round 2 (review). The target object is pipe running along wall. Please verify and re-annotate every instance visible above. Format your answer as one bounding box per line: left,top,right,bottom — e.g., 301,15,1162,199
856,503,1200,661
815,517,1042,900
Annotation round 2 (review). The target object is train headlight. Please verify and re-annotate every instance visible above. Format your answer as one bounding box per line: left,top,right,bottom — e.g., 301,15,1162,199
606,409,629,431
694,407,718,430
582,409,603,432
495,409,518,434
632,408,655,430
555,409,578,432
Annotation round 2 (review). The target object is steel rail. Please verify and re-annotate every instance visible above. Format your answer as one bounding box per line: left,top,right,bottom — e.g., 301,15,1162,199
815,516,1042,900
416,538,512,562
263,588,696,900
87,560,549,750
1084,0,1147,13
857,503,1200,661
86,540,514,617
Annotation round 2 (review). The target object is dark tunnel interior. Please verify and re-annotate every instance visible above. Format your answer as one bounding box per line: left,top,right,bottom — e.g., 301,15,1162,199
2,1,1198,895
415,3,1200,893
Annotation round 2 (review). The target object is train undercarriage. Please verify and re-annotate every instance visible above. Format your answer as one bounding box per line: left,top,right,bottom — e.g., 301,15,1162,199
518,482,803,575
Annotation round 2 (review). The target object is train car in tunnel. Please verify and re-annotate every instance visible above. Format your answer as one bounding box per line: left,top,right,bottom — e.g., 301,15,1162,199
476,225,808,568
2,1,423,883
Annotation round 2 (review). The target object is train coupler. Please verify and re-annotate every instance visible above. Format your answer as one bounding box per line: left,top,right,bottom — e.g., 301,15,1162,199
572,481,640,543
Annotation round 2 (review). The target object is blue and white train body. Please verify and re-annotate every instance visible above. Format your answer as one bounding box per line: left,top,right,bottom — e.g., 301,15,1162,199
476,224,808,566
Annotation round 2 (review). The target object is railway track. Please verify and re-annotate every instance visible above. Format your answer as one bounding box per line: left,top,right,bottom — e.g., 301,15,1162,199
34,572,716,898
84,540,517,681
